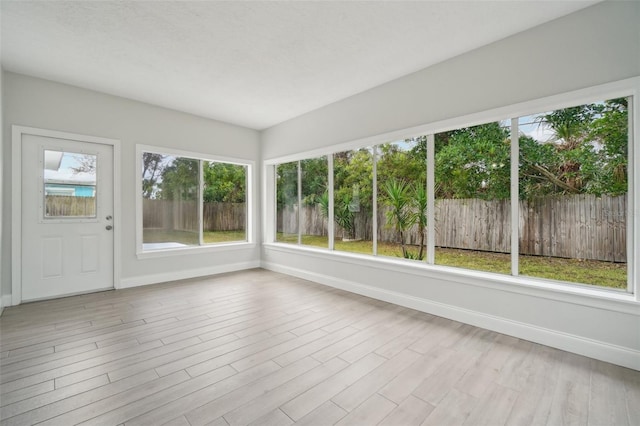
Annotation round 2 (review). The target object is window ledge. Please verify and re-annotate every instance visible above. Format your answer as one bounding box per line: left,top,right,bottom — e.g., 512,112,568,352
137,242,256,260
262,242,639,315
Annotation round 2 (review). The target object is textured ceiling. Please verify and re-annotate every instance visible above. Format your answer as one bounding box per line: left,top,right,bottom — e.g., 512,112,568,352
1,1,599,130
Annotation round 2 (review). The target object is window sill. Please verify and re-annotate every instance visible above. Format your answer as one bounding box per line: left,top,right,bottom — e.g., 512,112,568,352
262,242,639,315
137,241,256,260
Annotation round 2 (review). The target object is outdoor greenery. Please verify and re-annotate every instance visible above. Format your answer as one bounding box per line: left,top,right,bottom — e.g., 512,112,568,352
142,153,248,250
142,154,246,202
275,98,629,288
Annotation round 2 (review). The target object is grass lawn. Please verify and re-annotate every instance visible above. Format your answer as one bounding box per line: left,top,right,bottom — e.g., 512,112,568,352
143,229,247,245
275,233,626,289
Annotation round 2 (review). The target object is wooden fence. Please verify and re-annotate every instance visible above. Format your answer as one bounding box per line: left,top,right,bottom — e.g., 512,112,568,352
45,196,96,217
277,194,627,262
142,199,246,231
50,194,627,262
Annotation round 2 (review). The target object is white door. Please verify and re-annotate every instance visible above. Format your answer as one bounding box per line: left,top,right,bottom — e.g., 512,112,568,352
21,134,114,301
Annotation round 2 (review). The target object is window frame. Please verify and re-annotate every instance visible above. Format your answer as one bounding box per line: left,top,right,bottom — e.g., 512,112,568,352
40,147,100,223
136,144,254,259
264,77,639,303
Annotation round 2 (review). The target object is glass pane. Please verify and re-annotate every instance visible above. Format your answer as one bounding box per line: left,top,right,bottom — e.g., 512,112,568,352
333,148,373,255
203,161,247,243
434,121,511,274
301,157,329,248
142,153,199,250
518,98,628,289
376,138,427,260
44,150,97,218
276,161,299,244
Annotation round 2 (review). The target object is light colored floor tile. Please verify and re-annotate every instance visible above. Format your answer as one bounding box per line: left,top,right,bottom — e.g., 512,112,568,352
1,269,637,426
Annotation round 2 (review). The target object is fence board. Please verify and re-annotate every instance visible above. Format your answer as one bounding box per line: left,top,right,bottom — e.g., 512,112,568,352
142,199,245,231
277,194,626,262
45,196,96,217
56,194,626,262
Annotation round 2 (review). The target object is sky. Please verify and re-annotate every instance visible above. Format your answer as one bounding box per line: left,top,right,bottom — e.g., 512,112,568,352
44,151,96,185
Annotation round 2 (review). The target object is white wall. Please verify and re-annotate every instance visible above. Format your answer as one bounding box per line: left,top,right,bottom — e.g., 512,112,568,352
0,67,4,314
262,1,640,159
261,0,640,370
1,72,261,299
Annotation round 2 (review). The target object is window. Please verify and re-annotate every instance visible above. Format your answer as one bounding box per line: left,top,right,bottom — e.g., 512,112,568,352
139,147,250,253
517,98,628,288
301,157,329,248
275,157,329,248
203,161,247,243
276,161,299,244
377,139,427,260
334,148,373,255
269,88,634,294
434,121,512,274
44,150,97,218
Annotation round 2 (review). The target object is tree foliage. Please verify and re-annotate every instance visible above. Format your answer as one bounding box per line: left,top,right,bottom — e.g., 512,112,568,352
520,98,628,198
434,122,511,200
158,157,199,201
274,98,629,241
203,162,246,203
144,154,247,203
142,153,165,199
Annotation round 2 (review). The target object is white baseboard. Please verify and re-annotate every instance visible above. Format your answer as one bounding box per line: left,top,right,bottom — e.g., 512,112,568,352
119,260,261,289
1,294,12,315
262,261,640,371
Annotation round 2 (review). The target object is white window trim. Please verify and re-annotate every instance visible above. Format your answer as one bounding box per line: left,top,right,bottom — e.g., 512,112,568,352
135,144,255,259
263,242,638,314
264,77,640,304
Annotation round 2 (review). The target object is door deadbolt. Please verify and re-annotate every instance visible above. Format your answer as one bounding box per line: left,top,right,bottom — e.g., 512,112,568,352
106,215,113,220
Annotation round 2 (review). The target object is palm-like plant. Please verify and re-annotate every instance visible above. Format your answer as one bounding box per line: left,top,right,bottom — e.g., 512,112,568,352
411,184,428,260
335,193,356,240
383,179,412,258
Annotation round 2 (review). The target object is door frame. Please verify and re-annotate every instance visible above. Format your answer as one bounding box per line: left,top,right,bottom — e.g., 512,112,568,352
12,125,121,305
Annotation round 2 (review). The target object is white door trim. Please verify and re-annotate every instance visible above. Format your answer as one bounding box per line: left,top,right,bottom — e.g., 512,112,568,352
12,125,122,305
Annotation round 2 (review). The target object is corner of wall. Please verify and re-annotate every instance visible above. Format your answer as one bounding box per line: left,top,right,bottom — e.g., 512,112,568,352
0,66,5,315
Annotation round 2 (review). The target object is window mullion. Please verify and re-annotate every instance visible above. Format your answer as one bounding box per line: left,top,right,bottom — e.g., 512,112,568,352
628,95,636,296
198,160,204,246
511,118,519,276
372,146,378,256
297,160,302,245
328,155,335,250
273,165,278,243
427,134,435,264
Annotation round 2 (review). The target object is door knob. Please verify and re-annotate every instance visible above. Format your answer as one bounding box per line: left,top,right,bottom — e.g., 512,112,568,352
106,225,113,230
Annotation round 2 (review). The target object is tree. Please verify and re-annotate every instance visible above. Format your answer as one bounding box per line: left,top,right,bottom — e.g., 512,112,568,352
589,98,628,196
335,192,356,240
333,149,373,240
203,162,246,203
276,162,298,208
142,153,165,199
301,157,328,205
383,179,412,257
69,154,96,175
383,179,428,260
434,122,510,200
158,157,198,201
519,99,628,198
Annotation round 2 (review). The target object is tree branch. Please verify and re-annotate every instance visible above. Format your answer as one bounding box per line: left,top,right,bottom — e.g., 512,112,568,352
530,163,580,193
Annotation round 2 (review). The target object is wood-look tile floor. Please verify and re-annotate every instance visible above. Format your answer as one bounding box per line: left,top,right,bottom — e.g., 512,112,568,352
1,269,638,426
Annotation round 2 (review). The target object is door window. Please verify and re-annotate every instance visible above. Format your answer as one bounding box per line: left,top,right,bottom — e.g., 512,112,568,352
43,150,97,218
